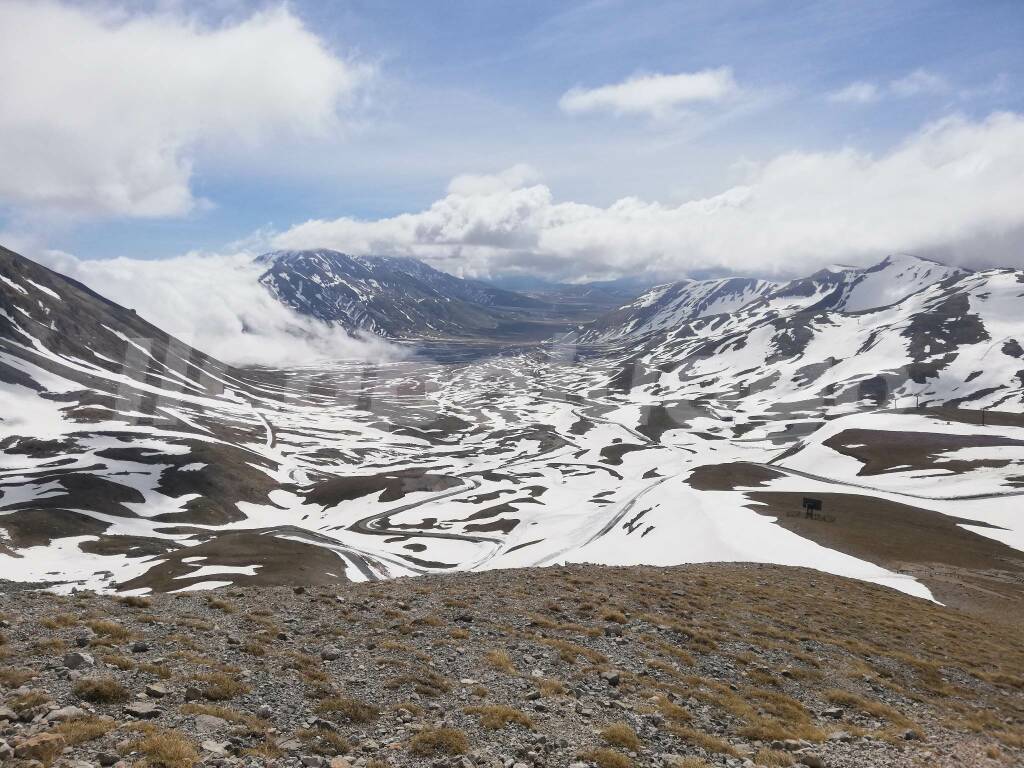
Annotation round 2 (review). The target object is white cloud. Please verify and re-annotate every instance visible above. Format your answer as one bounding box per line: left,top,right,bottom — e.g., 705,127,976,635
890,68,948,97
447,164,541,196
273,112,1024,279
830,69,948,105
0,1,371,218
827,81,879,104
559,68,738,117
35,250,402,367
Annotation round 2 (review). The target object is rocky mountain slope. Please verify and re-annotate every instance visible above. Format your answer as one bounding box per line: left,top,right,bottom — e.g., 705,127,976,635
258,250,590,340
0,244,290,584
0,564,1021,768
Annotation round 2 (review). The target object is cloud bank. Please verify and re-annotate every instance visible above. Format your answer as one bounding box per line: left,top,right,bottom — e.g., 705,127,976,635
560,68,738,117
273,112,1024,280
37,250,402,367
0,1,370,218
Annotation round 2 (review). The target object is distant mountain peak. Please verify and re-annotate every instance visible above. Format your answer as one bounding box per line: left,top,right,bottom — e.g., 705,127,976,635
255,248,548,339
581,253,972,342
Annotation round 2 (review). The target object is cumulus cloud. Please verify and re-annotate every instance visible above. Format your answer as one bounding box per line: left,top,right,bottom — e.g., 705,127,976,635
559,68,738,117
35,250,402,367
827,81,879,104
273,112,1024,280
0,1,370,218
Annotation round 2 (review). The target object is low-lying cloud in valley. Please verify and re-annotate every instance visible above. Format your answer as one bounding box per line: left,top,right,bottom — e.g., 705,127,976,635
37,250,402,367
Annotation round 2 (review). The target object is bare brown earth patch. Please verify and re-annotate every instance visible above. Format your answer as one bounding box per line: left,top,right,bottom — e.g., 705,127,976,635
600,443,649,466
0,508,110,549
822,428,1024,476
905,405,1024,429
116,531,350,593
303,469,462,506
745,491,1024,625
686,462,785,491
686,462,1024,624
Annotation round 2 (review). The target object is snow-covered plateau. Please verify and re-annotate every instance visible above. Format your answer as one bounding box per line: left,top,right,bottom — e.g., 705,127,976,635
2,246,1023,618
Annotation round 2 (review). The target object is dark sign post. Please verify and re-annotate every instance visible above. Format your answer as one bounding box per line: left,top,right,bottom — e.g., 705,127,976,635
802,497,823,519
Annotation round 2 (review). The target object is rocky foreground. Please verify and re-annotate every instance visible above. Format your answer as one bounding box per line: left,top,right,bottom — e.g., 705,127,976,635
0,564,1021,768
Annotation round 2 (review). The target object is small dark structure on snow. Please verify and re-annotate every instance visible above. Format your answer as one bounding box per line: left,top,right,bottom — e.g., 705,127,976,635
802,497,823,519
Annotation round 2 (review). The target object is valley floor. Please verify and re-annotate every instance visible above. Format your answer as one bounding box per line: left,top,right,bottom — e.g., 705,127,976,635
4,338,1024,631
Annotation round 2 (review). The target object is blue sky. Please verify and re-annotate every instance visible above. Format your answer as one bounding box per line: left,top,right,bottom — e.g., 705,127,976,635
1,0,1023,279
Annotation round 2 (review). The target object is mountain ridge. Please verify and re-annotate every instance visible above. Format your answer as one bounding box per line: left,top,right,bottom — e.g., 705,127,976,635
257,249,562,340
580,253,970,343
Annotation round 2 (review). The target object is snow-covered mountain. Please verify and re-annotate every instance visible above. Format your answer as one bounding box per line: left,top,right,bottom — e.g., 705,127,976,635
584,254,1022,412
258,249,547,339
583,277,778,341
0,244,277,542
760,253,968,314
2,244,1023,607
582,254,968,342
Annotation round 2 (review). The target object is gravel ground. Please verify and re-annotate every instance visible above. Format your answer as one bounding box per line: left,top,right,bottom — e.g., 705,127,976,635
0,563,1021,768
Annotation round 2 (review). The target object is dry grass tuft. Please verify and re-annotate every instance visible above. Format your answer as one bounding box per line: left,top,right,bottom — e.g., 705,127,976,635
316,696,379,723
668,726,740,757
73,676,129,704
0,666,37,688
241,736,284,760
138,662,172,679
465,705,534,730
409,727,469,756
86,619,132,641
51,716,117,745
536,677,567,696
578,747,633,768
601,722,639,750
118,595,152,609
297,727,350,756
241,640,266,657
99,653,136,671
540,637,607,664
753,748,794,766
206,597,237,614
484,649,516,673
825,689,915,729
601,608,628,624
128,727,200,768
386,669,451,697
655,695,692,723
32,638,69,653
194,671,249,701
9,690,51,713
